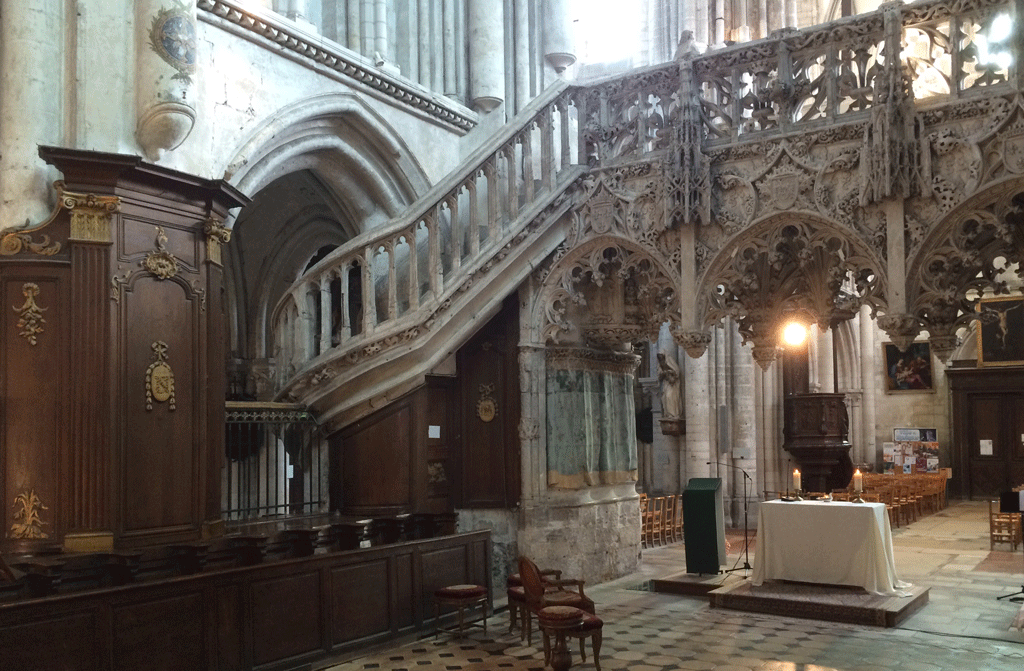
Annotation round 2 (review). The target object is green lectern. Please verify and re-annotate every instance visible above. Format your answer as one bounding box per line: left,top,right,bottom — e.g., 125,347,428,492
683,477,726,574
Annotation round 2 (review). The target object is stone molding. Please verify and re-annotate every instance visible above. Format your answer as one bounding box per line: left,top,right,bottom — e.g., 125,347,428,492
545,346,640,375
196,0,476,132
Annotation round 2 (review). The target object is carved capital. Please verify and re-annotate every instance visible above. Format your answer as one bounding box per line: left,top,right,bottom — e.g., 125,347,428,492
751,344,782,371
204,217,231,266
142,226,180,279
671,328,712,359
61,184,120,243
877,313,922,351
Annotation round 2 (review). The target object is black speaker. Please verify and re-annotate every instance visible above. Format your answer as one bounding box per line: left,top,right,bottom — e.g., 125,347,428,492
683,478,726,574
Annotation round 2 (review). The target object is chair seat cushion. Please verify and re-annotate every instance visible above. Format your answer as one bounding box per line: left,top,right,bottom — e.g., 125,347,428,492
506,573,522,586
506,586,525,602
435,584,487,600
537,605,583,623
543,590,592,611
578,612,603,631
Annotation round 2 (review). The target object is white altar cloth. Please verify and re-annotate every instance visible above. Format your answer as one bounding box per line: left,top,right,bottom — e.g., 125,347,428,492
751,500,912,597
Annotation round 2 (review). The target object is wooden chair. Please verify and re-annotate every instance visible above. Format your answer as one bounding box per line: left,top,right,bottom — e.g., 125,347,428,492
506,566,563,635
540,607,604,671
990,500,1023,551
517,556,595,646
662,495,677,543
650,497,666,547
640,494,652,548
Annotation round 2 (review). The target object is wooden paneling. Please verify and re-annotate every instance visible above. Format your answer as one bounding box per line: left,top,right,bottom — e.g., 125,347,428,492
339,397,415,514
113,593,206,670
0,612,97,670
1,270,69,543
457,296,520,508
0,530,490,671
331,560,390,643
251,572,322,665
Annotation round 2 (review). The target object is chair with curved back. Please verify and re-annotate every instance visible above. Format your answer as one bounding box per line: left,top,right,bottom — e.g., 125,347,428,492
517,555,595,646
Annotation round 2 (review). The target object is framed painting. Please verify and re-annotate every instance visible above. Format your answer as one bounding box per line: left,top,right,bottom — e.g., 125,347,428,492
882,341,934,393
978,296,1024,366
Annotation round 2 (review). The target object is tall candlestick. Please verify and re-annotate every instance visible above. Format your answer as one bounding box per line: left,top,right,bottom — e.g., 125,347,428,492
853,469,863,493
793,469,801,492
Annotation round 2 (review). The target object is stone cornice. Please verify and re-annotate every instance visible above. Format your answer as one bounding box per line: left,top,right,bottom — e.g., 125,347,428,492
545,347,641,375
196,0,476,133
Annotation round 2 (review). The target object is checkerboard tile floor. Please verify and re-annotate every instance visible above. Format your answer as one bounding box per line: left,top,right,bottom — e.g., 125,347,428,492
322,501,1024,671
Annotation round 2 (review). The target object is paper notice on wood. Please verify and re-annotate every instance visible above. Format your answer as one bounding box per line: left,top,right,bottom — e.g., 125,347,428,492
979,439,993,456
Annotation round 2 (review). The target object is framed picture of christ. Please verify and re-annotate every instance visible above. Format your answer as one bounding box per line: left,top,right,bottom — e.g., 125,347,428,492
978,296,1024,366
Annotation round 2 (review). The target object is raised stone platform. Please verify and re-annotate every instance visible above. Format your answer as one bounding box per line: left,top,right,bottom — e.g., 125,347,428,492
651,572,929,628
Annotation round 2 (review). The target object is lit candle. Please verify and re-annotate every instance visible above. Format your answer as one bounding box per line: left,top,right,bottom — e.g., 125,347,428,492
853,469,863,493
793,469,801,492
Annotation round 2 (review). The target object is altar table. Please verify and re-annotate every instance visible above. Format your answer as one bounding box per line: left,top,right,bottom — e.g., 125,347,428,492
751,500,912,596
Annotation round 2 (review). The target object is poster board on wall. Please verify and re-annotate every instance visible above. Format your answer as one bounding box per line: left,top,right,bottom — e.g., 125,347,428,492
887,428,939,473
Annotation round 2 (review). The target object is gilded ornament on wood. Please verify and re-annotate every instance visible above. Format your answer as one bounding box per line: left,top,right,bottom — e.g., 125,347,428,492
13,283,46,345
10,490,48,540
143,226,180,279
60,184,120,242
476,383,497,422
0,231,61,256
146,341,177,411
204,217,231,265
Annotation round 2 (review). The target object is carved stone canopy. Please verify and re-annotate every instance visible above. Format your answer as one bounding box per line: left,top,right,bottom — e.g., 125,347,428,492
700,217,885,370
541,242,677,349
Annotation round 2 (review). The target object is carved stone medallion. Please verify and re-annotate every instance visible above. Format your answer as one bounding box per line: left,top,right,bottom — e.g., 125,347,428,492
1003,132,1024,174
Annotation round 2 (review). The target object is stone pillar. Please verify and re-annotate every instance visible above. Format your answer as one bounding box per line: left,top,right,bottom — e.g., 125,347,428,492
859,305,878,467
135,0,198,161
469,0,504,112
731,321,757,522
0,0,63,229
542,0,575,73
684,345,712,481
513,0,530,113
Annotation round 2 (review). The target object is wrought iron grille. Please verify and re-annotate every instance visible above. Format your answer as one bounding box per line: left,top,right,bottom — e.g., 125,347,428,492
223,402,326,520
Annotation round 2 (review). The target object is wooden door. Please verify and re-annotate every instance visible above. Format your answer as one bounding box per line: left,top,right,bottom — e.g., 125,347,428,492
949,367,1024,499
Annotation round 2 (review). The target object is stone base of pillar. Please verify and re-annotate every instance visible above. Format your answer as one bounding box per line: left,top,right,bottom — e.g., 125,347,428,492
518,488,640,583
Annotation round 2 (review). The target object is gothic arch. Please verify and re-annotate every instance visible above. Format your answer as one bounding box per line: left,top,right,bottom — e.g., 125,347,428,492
694,211,888,369
220,93,432,384
900,175,1024,361
535,235,678,349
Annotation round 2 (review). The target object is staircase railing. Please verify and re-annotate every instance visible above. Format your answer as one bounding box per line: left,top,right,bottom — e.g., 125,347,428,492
271,0,1014,401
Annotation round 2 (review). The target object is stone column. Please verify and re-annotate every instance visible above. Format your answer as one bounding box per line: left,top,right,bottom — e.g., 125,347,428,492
135,0,198,161
469,0,505,112
542,0,575,73
0,0,63,229
684,345,712,481
858,305,878,467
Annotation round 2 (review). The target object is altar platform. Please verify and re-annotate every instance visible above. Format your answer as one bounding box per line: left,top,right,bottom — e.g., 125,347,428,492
650,571,930,627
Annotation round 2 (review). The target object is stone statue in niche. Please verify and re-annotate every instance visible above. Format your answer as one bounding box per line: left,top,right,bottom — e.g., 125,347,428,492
657,352,682,419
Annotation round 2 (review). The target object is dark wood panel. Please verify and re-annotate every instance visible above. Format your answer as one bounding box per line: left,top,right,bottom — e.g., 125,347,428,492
331,559,391,643
0,529,490,670
121,277,199,533
113,593,206,671
457,295,520,508
0,612,97,671
394,551,415,629
251,571,322,665
2,272,68,543
340,397,414,513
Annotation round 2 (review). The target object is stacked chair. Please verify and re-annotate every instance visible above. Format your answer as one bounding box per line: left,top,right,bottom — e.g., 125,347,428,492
639,493,683,548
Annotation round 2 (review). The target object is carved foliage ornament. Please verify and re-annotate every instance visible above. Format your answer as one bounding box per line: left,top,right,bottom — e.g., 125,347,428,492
13,283,47,346
146,341,177,411
10,490,48,540
143,226,180,279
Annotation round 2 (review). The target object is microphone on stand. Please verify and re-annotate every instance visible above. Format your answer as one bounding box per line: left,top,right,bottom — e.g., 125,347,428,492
706,460,753,574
